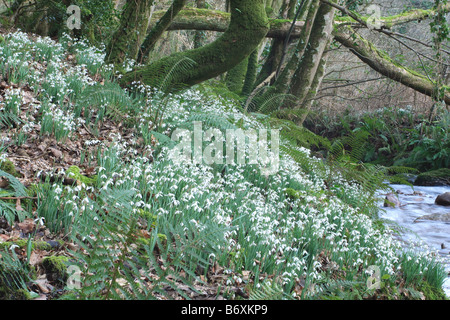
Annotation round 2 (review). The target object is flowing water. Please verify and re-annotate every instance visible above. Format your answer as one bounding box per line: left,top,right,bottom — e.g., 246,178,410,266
378,184,450,297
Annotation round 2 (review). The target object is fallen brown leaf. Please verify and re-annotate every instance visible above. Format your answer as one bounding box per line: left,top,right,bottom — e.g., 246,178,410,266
34,279,50,293
48,147,63,158
28,250,45,266
0,234,9,241
17,218,36,234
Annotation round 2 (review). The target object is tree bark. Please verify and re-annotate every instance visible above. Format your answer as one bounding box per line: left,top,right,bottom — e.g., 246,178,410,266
120,0,269,91
193,0,208,48
149,3,450,38
242,49,259,96
105,0,155,66
148,8,304,39
272,0,321,93
138,0,187,63
287,2,336,108
225,57,249,93
254,0,298,88
149,6,450,104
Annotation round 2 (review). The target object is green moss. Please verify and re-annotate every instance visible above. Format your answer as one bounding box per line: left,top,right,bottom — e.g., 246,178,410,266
284,188,301,199
122,0,269,91
26,184,39,197
334,8,433,28
174,8,230,20
66,166,97,186
42,255,69,284
137,209,158,229
0,159,21,178
352,30,430,81
0,287,33,300
381,9,431,28
156,233,167,244
136,233,167,255
0,240,52,251
418,281,448,300
0,251,36,300
226,57,249,93
414,168,450,186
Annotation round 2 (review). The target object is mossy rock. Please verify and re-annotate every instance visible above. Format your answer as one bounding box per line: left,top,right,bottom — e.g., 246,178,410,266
42,255,70,284
284,188,301,200
0,239,53,251
137,209,158,228
0,159,21,178
136,233,167,255
414,168,450,186
66,166,97,186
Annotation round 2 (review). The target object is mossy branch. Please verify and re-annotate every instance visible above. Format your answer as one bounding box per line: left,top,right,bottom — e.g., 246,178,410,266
148,4,450,38
333,25,450,105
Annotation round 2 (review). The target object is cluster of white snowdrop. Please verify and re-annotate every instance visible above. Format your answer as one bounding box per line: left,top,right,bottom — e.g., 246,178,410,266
0,30,445,297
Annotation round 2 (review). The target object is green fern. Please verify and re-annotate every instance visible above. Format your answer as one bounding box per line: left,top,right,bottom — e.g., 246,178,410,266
0,169,29,224
158,57,197,93
0,169,27,197
0,112,22,128
249,280,285,300
246,90,297,114
0,249,33,299
311,279,366,300
270,117,331,150
67,185,227,300
78,81,140,125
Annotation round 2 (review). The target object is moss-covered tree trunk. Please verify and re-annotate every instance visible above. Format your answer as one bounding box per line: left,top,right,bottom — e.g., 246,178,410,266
193,0,208,48
225,57,249,93
248,0,321,108
299,48,329,123
105,0,155,66
272,0,321,93
242,49,259,96
121,0,269,91
144,4,450,104
138,0,187,63
286,1,335,111
254,0,296,88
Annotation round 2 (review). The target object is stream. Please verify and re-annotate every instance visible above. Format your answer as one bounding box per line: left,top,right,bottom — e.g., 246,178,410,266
378,184,450,297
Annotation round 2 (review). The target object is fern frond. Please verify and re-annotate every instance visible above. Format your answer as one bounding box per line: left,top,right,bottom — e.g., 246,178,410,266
159,57,197,93
249,281,284,300
0,249,32,299
248,92,297,114
0,169,27,197
79,81,140,124
0,169,29,224
311,278,365,300
270,117,330,149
